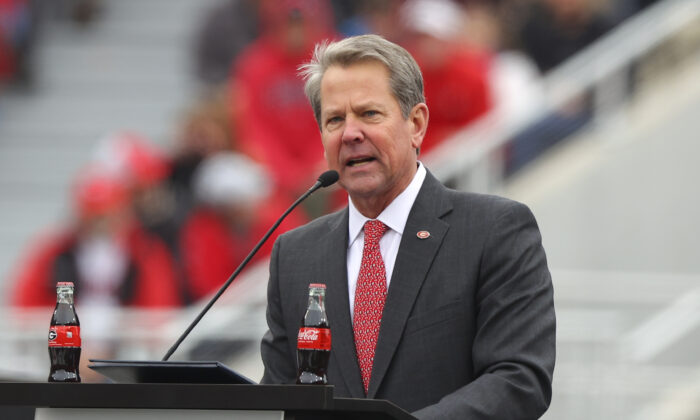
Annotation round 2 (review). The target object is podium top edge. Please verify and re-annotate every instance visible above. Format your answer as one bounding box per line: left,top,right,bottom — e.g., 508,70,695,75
0,382,334,411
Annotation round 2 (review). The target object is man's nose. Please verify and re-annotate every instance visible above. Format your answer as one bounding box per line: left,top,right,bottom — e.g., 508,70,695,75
341,116,363,143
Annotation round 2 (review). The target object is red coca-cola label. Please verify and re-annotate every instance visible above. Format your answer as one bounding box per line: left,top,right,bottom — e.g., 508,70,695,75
297,327,331,350
48,326,81,347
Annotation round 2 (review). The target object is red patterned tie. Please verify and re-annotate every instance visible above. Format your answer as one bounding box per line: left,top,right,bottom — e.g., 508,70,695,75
353,219,388,394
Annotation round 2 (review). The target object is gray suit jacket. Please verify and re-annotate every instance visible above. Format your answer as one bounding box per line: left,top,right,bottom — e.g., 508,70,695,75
261,171,555,419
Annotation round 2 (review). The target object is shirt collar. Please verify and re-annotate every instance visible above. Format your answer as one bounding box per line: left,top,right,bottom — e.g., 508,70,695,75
348,162,427,246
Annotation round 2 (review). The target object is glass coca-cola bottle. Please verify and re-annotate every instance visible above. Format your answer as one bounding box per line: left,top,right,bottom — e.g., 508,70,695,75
48,282,81,382
296,283,331,385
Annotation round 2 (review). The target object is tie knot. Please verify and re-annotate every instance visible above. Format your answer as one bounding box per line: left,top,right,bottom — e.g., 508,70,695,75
364,220,387,244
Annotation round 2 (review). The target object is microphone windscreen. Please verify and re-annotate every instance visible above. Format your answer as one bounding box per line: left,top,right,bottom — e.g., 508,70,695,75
318,170,339,187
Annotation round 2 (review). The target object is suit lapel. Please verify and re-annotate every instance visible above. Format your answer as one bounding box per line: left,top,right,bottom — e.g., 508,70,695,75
368,172,453,398
321,209,366,398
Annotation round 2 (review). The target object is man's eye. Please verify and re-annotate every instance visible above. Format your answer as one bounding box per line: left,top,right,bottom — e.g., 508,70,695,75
364,110,378,117
326,116,343,126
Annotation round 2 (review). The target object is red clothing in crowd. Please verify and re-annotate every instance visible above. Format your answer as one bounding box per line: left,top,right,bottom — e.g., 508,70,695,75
179,195,307,301
0,0,22,82
231,36,326,194
0,34,14,81
417,47,492,153
11,224,182,307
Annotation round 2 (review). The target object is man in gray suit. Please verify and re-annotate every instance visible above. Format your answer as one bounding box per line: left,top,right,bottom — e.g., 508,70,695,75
261,34,555,419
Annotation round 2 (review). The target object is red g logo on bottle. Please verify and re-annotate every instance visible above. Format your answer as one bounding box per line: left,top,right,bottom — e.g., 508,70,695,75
48,326,81,347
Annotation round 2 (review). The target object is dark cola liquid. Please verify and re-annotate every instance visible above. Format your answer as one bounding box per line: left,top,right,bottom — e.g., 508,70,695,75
48,347,81,382
48,300,81,382
52,300,78,325
297,349,330,384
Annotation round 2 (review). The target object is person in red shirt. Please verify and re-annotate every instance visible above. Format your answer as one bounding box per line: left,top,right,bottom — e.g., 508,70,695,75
229,0,336,199
180,152,307,301
11,168,182,308
400,0,492,153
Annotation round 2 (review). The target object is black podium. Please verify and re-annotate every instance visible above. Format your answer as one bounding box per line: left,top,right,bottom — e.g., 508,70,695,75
0,382,416,420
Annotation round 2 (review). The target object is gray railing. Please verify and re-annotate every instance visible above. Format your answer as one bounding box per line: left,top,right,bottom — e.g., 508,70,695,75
423,0,700,193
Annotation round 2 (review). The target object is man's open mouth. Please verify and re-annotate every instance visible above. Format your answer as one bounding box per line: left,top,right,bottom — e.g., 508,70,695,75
347,157,376,167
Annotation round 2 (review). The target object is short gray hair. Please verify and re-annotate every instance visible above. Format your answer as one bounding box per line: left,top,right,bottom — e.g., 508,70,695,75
299,34,425,128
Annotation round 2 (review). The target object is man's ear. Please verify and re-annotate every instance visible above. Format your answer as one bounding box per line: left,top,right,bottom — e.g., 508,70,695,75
409,103,429,150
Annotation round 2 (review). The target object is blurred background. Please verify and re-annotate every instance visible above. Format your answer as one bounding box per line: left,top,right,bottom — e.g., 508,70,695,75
1,0,699,418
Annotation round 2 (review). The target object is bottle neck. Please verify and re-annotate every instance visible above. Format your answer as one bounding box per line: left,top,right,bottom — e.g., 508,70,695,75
57,289,74,305
308,291,325,309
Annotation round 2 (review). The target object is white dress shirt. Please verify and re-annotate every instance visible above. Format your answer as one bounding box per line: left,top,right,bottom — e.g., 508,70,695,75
347,162,427,317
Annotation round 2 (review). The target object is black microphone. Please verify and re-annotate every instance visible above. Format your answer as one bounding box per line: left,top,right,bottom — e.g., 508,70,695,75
162,170,339,361
316,169,340,188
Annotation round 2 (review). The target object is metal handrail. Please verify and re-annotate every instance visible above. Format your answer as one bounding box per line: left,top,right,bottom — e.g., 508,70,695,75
423,0,700,193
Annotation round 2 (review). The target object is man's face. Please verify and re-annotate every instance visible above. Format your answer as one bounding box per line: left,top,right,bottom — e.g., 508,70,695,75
319,60,427,213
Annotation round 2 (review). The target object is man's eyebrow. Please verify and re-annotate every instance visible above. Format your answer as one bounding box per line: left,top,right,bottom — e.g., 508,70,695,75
356,100,385,109
322,101,387,116
321,106,342,118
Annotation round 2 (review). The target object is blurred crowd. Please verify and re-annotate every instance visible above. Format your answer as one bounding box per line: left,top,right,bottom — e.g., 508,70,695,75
0,0,36,91
6,0,661,313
